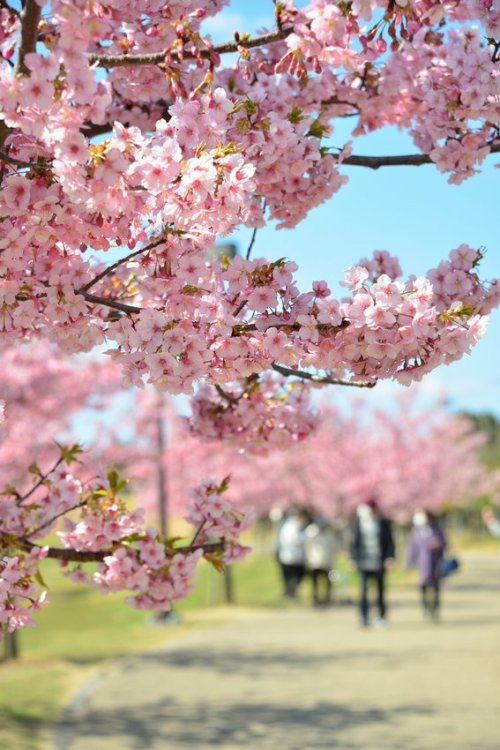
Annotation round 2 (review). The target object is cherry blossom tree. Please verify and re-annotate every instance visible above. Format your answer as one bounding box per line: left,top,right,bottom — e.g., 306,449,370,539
107,389,495,523
1,0,500,635
0,343,123,491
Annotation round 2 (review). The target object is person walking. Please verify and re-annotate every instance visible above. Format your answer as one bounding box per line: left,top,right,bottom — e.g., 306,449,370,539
405,510,447,621
482,507,500,538
351,497,395,628
304,519,336,606
276,507,309,599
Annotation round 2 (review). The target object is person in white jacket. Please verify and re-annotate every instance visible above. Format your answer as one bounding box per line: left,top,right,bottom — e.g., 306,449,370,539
482,507,500,538
276,508,309,598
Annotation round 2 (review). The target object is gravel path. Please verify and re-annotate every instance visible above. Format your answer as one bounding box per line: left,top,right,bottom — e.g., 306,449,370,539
55,553,500,750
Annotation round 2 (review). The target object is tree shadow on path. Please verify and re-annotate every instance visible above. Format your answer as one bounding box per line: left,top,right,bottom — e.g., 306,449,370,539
118,643,429,677
61,697,436,750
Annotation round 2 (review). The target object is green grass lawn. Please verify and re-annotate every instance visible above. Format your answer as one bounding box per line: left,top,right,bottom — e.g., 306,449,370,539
0,532,494,750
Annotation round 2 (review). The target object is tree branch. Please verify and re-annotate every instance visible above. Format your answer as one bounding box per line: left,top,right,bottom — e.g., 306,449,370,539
27,501,86,538
0,121,10,151
342,142,500,169
88,27,293,69
245,227,258,261
0,150,36,168
233,298,248,317
18,538,225,562
271,362,377,388
14,0,41,76
214,384,241,405
81,122,115,139
80,291,142,315
18,456,64,505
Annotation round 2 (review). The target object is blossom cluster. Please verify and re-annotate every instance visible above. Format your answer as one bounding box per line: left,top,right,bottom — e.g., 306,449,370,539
2,465,83,541
0,547,48,634
105,246,497,400
68,472,249,610
187,375,319,455
280,0,499,183
184,477,252,562
0,450,249,635
183,246,496,447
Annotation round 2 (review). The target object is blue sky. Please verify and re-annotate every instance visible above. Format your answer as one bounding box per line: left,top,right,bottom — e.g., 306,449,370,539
202,0,500,417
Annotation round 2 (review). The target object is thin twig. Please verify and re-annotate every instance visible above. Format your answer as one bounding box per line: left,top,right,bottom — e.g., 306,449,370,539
27,501,87,538
88,27,293,69
233,298,248,317
215,384,241,405
79,237,167,293
322,96,361,111
0,121,10,151
245,227,258,260
81,122,115,139
189,520,206,547
18,457,64,504
272,362,377,388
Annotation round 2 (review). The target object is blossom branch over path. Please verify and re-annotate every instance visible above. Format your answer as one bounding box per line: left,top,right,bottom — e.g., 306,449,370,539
1,445,249,635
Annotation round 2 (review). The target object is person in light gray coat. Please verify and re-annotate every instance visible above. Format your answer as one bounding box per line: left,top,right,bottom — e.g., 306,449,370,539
304,521,336,606
276,508,309,598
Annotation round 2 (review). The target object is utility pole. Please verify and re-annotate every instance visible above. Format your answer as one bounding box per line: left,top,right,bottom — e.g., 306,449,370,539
211,242,238,604
153,396,178,624
156,407,168,539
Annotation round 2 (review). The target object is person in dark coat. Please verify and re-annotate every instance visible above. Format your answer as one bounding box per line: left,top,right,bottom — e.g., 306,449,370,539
405,510,447,621
350,497,395,628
